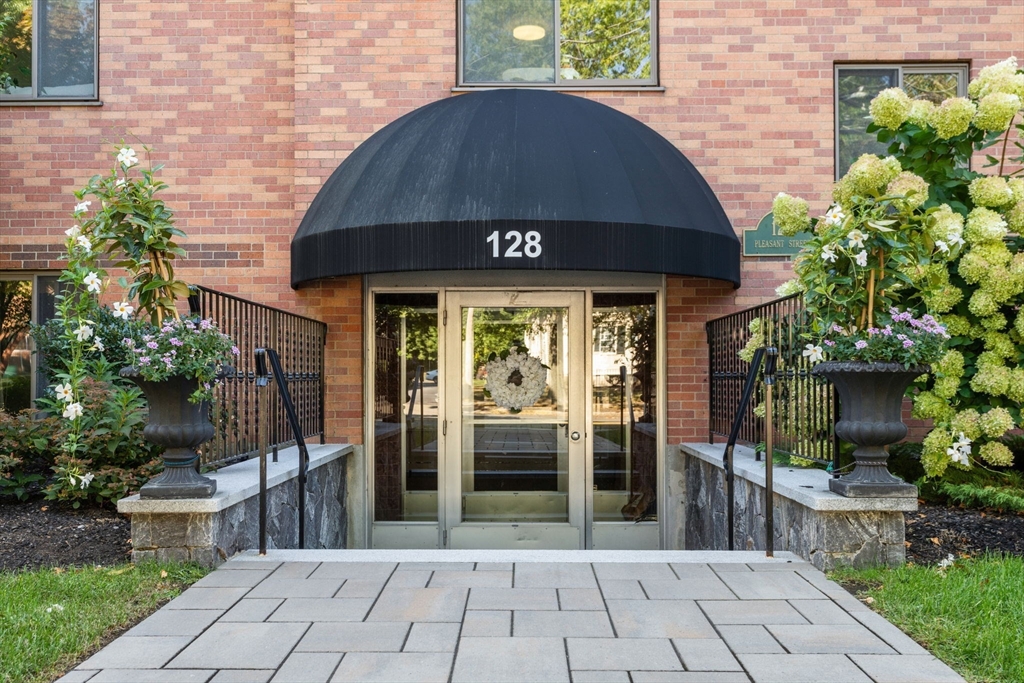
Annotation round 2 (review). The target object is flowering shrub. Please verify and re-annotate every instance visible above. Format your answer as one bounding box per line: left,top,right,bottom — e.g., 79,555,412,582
121,316,239,403
773,160,955,368
1,378,162,507
828,56,1024,477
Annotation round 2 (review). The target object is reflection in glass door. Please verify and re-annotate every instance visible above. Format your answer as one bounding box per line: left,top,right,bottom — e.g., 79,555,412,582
446,292,585,549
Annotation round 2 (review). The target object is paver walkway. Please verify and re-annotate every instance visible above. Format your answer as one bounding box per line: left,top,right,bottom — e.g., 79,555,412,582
58,550,963,683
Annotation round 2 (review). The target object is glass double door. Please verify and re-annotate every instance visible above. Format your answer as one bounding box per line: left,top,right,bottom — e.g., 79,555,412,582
443,291,586,549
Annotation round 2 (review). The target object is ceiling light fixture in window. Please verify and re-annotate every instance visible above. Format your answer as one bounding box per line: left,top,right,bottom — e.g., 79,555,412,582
512,24,546,41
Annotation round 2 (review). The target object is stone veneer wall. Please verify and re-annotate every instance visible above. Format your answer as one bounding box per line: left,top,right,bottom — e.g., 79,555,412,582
122,445,348,567
679,444,914,570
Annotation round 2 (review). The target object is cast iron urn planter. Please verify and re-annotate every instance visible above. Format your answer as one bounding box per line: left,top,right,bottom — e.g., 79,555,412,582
811,360,925,498
120,368,217,499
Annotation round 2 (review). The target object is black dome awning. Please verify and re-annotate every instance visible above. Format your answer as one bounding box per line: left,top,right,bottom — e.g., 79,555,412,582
291,89,740,288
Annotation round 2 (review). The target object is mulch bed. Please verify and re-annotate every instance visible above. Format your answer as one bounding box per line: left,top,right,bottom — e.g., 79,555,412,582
2,499,1022,570
0,500,131,572
904,503,1024,565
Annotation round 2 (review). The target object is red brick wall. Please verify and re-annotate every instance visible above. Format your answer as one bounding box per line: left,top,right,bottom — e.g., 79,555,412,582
3,0,1023,446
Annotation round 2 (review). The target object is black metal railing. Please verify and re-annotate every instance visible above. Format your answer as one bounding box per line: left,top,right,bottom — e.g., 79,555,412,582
706,294,838,469
188,286,327,468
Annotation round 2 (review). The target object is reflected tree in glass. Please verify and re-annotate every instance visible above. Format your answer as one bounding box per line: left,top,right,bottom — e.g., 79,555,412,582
836,69,897,177
0,281,32,414
560,0,650,80
0,0,32,94
39,0,95,95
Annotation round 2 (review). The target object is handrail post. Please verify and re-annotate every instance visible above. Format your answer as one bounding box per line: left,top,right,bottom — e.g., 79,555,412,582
263,347,310,550
764,346,778,558
724,346,765,552
254,349,270,556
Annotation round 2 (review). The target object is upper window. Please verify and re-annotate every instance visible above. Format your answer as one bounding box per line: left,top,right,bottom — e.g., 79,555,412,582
835,64,968,178
0,0,98,101
459,0,656,87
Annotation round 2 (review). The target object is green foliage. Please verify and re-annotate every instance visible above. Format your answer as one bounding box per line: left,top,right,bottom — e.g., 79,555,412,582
0,562,209,683
78,144,190,324
0,378,162,507
832,555,1024,683
31,307,141,387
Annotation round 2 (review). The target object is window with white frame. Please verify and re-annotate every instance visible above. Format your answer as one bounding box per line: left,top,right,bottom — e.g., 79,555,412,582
1,0,98,101
459,0,656,87
835,64,969,178
0,274,61,413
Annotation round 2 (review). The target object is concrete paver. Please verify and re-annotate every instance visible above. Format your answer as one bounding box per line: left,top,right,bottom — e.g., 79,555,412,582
67,551,964,683
606,599,717,638
453,637,568,682
331,653,453,682
295,622,410,652
737,653,873,682
268,598,374,622
567,637,682,671
167,622,308,670
671,638,743,671
513,609,614,637
698,599,808,625
125,609,223,637
271,653,341,682
403,623,461,652
767,624,895,654
78,636,194,670
461,610,511,636
367,587,468,622
849,655,967,683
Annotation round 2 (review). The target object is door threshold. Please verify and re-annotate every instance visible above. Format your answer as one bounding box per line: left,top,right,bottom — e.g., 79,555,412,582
227,549,805,564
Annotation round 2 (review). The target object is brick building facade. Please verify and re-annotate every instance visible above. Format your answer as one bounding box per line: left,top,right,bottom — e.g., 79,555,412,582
2,0,1022,548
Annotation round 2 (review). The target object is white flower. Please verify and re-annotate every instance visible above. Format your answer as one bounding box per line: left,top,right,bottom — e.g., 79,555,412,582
92,338,105,353
854,250,868,267
117,147,139,167
115,178,126,187
936,240,949,254
947,432,972,465
802,343,825,364
937,553,956,569
63,402,84,420
112,301,135,320
65,225,81,238
820,244,838,263
45,604,64,613
846,229,866,249
74,324,94,342
75,235,91,252
74,201,91,213
83,272,102,293
824,205,846,226
948,233,965,248
78,472,95,489
54,383,74,402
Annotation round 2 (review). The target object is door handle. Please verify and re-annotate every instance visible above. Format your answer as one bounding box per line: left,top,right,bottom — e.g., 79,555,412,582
570,431,581,442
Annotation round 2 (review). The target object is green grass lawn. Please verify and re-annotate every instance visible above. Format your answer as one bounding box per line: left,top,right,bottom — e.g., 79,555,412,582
832,554,1024,683
0,562,209,683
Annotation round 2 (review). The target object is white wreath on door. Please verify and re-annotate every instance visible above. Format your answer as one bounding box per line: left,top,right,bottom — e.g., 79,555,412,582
484,346,547,413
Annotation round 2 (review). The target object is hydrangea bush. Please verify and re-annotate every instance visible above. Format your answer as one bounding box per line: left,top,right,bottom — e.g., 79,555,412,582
790,57,1024,478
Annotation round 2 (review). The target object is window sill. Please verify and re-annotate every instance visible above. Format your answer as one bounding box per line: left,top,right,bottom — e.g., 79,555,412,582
452,85,665,93
0,100,103,107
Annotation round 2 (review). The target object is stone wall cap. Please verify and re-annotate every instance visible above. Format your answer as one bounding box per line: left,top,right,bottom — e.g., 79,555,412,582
680,443,918,512
117,443,352,514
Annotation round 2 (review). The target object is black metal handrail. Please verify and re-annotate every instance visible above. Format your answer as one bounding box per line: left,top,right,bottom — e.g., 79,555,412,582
188,286,327,468
255,347,311,552
706,295,838,470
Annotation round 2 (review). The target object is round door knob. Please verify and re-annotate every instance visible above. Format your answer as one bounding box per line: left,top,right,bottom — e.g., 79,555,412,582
570,431,581,441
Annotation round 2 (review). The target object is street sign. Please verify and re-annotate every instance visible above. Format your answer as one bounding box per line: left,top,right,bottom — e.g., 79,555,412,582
742,212,813,258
